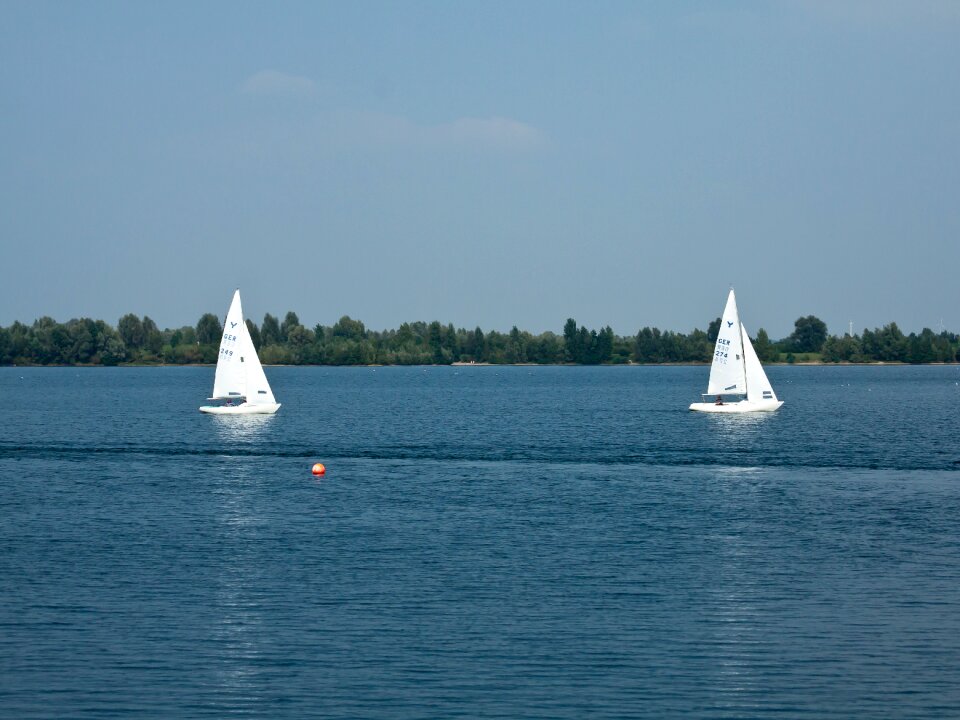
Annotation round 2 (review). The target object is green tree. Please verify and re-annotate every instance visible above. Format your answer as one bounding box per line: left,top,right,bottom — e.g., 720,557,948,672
261,313,281,346
395,322,415,347
706,317,721,343
580,332,597,365
907,329,936,364
6,322,28,363
101,335,128,366
29,317,61,364
597,326,614,363
822,334,863,363
634,327,661,363
577,327,591,363
563,318,579,362
118,314,145,349
280,311,301,342
142,316,163,355
752,328,778,363
933,332,957,362
788,315,828,353
196,313,222,346
246,319,262,350
871,323,907,361
67,319,98,363
507,326,527,363
259,344,290,365
443,323,460,361
286,324,313,348
5,322,27,363
428,321,444,363
528,331,563,363
0,326,10,364
332,316,366,341
177,326,197,346
687,328,712,362
468,327,486,361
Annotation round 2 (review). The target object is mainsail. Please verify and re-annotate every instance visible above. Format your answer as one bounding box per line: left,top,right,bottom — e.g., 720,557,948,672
209,290,276,405
706,289,746,396
210,290,247,400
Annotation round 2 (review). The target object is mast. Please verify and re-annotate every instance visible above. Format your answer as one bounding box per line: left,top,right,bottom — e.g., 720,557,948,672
738,321,748,397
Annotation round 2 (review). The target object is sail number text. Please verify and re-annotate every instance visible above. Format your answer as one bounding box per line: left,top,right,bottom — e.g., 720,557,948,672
714,337,731,364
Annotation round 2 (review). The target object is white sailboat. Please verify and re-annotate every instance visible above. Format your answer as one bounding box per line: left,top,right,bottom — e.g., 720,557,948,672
199,290,281,415
689,288,783,413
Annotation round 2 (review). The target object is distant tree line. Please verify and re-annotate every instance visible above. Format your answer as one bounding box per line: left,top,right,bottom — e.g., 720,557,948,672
0,312,957,366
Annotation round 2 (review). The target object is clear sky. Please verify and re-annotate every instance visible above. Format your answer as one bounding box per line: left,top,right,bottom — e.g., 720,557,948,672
2,1,958,338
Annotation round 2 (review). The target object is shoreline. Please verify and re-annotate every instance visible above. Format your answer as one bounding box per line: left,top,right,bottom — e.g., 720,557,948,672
4,361,959,369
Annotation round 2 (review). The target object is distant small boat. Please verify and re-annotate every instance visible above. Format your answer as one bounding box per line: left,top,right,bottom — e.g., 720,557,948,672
690,288,782,413
199,290,280,415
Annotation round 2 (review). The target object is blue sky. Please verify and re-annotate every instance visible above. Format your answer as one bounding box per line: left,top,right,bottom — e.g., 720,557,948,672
2,1,958,338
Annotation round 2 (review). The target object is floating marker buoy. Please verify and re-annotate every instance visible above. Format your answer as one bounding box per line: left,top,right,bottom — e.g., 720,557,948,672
311,463,326,476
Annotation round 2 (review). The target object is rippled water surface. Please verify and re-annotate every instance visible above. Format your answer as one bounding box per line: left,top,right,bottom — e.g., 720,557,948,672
2,365,959,718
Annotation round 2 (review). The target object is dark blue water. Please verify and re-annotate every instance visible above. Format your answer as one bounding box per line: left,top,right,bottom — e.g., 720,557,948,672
1,365,959,718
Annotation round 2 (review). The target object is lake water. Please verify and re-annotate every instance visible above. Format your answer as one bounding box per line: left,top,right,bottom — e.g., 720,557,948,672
1,365,959,718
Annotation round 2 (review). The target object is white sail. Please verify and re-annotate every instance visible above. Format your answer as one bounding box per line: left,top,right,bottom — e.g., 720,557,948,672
742,324,778,404
210,290,248,400
706,289,747,396
209,290,277,405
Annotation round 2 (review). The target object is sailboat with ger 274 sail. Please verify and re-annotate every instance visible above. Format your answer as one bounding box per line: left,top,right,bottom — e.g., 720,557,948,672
689,288,783,413
199,290,281,415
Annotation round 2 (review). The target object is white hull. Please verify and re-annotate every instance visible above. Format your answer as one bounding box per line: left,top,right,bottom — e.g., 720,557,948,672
199,402,281,415
689,400,783,413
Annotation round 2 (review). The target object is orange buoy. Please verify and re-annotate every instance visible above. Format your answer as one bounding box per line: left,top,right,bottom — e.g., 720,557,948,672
311,463,326,476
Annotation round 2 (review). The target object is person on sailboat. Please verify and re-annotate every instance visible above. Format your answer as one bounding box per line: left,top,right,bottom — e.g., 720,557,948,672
715,395,724,405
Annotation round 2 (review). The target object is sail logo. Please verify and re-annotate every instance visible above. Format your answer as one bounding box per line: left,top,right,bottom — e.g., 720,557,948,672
725,384,738,391
230,322,237,328
763,390,773,398
726,320,734,328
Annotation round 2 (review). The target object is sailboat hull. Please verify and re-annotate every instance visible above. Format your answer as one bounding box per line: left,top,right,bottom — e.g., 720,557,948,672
689,400,783,413
199,402,281,415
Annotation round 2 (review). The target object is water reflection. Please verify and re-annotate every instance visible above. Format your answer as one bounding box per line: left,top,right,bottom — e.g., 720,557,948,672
210,414,276,443
706,412,775,449
208,457,270,711
698,481,768,712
